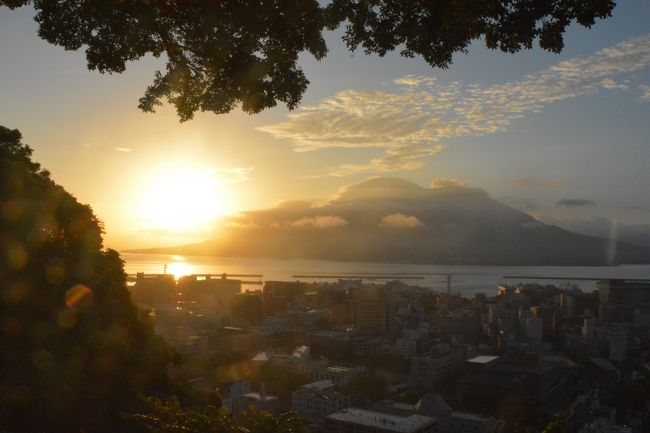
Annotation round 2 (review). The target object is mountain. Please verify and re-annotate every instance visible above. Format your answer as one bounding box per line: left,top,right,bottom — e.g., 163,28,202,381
134,178,650,265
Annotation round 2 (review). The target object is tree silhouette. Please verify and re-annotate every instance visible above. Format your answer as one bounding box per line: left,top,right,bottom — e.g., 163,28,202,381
1,0,615,120
0,125,171,432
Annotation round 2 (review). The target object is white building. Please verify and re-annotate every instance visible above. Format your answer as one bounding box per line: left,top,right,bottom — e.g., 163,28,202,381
221,381,251,415
409,345,463,390
607,328,627,362
325,408,437,433
582,317,595,339
291,380,349,423
309,363,366,387
242,384,279,413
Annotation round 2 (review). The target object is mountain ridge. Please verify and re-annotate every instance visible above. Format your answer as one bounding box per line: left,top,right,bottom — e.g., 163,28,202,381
128,178,650,266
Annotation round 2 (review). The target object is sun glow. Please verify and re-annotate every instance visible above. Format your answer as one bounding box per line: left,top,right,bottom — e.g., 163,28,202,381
167,262,192,279
138,168,233,230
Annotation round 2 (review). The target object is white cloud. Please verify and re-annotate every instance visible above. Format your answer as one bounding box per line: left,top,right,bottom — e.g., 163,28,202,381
115,147,132,152
640,85,650,102
430,177,468,189
379,213,425,229
206,167,254,184
289,215,348,229
260,34,650,176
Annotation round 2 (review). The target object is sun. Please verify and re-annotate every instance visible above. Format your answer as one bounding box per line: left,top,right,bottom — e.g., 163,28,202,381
138,168,231,231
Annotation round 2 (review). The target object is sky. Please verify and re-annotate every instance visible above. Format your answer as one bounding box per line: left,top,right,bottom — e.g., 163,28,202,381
1,2,650,250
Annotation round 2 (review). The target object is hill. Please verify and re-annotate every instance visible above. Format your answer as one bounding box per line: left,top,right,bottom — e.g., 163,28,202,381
134,178,650,266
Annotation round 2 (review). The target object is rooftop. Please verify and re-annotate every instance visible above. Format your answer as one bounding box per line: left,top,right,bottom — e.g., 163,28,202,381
449,411,494,422
467,355,500,364
301,380,336,392
327,408,435,433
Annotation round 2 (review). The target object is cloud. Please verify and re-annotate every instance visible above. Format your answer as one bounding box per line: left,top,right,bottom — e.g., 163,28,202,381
289,215,348,229
500,196,540,211
510,178,565,189
206,167,254,184
640,85,650,102
556,198,596,207
430,177,468,189
260,34,650,176
540,216,650,248
115,147,132,152
379,213,425,229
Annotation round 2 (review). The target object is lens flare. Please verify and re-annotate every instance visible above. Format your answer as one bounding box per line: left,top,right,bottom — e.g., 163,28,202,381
65,284,93,308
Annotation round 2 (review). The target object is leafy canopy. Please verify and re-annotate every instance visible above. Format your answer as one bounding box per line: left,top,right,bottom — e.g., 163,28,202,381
1,0,615,120
0,125,171,432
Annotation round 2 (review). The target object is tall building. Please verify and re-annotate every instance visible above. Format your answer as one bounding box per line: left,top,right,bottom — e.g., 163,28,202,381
525,317,543,344
178,274,241,318
352,285,401,334
230,291,264,326
598,279,650,324
131,273,177,306
530,306,559,340
263,281,306,315
607,327,627,362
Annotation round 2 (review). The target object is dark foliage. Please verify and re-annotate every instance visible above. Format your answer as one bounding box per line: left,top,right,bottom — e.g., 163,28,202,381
1,1,615,120
0,125,171,432
123,396,309,433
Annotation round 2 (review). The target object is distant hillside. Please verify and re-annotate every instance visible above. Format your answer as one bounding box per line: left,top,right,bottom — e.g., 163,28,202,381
131,177,650,266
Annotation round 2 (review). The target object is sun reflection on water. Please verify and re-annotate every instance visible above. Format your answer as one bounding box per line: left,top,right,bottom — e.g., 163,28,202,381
166,262,192,280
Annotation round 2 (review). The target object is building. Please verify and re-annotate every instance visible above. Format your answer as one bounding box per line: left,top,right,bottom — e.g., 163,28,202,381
231,291,263,325
525,317,544,344
221,381,251,415
438,412,497,433
263,281,307,315
607,327,627,362
178,274,241,318
291,380,350,423
457,352,566,412
409,345,464,390
286,309,330,327
530,306,558,340
352,286,401,334
325,408,437,433
131,273,177,306
309,363,366,387
598,279,650,324
396,337,418,358
242,384,279,413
